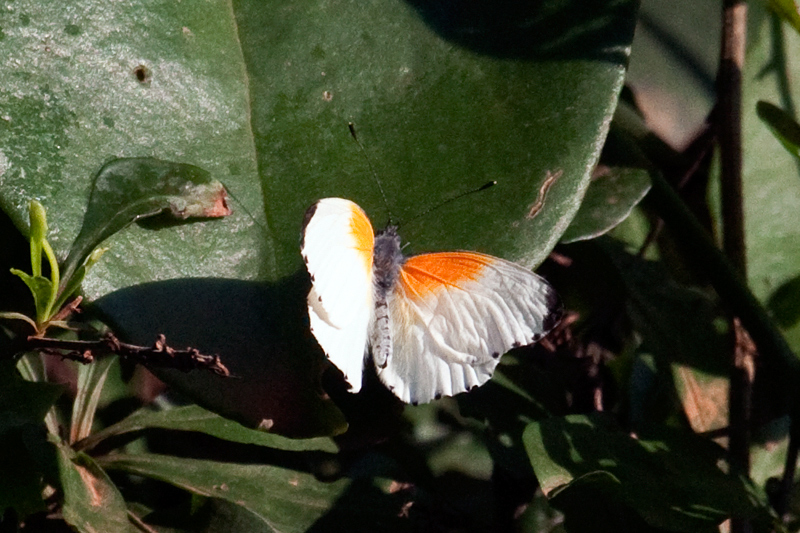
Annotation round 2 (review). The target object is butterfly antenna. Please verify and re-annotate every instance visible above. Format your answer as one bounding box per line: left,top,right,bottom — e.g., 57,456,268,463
405,180,497,226
221,182,270,235
348,122,393,222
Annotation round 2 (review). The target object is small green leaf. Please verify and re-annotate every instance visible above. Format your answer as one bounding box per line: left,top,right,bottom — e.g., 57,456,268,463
767,0,800,36
70,356,117,444
756,100,800,160
55,442,133,533
561,167,652,243
10,269,54,326
15,354,62,436
0,311,38,332
28,200,48,278
52,247,107,314
99,452,349,533
61,157,231,286
78,404,338,453
0,360,64,432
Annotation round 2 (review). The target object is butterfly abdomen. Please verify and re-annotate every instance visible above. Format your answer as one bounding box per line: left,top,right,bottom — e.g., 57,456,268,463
371,226,404,369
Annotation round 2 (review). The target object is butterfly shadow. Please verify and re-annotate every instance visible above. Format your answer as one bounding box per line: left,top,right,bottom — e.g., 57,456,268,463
91,271,347,438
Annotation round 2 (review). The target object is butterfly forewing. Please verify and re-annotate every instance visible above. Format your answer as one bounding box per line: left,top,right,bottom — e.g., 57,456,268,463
377,252,562,404
302,198,376,391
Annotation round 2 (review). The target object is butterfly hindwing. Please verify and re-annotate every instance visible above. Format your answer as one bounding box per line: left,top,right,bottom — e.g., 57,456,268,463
376,252,562,404
302,198,375,391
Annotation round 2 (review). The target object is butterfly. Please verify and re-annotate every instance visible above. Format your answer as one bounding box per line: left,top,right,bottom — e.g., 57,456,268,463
301,197,562,404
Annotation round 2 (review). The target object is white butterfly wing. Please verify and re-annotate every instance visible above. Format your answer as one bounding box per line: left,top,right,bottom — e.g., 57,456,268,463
302,198,375,391
377,252,562,404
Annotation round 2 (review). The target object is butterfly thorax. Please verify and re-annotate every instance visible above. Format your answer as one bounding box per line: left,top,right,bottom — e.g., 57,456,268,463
372,226,404,297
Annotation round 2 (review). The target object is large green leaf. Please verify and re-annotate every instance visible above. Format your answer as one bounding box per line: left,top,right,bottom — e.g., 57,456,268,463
1,0,635,291
2,0,637,434
742,4,800,355
78,404,338,453
0,0,266,298
242,0,636,273
100,453,416,533
523,414,775,533
99,452,349,533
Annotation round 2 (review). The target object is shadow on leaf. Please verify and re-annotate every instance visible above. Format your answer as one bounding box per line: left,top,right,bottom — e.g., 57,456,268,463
91,272,347,438
403,0,636,63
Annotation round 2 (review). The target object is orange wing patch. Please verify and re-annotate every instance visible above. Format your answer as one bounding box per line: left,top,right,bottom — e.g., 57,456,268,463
399,252,494,299
348,203,375,273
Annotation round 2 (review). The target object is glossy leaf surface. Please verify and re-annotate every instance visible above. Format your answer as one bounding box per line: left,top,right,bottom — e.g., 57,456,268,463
1,0,637,435
100,452,349,533
561,166,651,243
56,443,132,532
80,404,337,453
742,4,800,355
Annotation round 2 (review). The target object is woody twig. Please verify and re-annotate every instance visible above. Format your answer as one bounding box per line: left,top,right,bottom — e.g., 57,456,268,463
26,333,229,377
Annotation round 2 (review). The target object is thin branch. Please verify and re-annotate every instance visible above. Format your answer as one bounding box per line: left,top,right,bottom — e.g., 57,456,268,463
26,333,230,377
719,0,747,275
718,7,752,533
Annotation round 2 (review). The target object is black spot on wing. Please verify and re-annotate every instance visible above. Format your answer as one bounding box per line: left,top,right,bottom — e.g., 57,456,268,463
470,385,478,391
299,201,320,249
542,288,564,333
309,273,315,282
492,352,500,359
411,401,419,406
512,341,521,348
434,392,442,400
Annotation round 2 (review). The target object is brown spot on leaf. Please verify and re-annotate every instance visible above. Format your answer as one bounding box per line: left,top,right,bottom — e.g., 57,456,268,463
133,65,151,84
75,464,103,507
674,363,729,433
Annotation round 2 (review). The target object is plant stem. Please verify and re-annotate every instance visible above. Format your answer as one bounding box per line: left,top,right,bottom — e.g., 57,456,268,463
719,0,747,274
718,6,751,532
